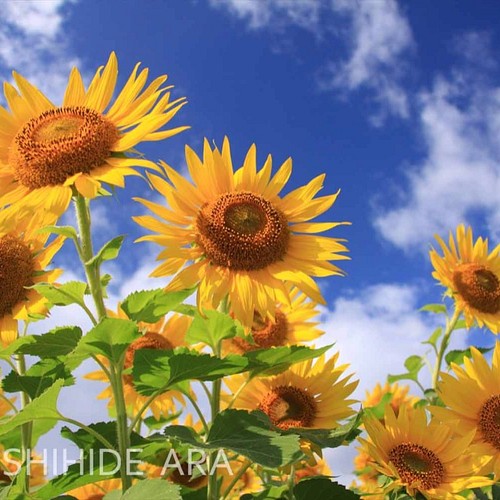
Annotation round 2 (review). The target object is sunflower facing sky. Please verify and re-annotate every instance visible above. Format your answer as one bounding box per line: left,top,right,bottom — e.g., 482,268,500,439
86,311,190,420
0,52,188,217
434,342,500,478
361,406,491,499
225,353,358,430
133,137,349,327
0,209,64,346
430,224,500,333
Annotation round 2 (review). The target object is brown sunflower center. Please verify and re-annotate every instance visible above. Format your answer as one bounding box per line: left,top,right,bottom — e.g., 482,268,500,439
123,332,173,384
232,311,288,352
259,385,317,429
478,394,500,451
170,460,207,489
196,192,289,271
0,235,34,318
389,443,445,490
0,468,11,484
452,264,500,314
10,106,119,189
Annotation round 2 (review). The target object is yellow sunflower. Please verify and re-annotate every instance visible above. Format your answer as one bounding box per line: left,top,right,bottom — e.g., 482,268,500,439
86,312,190,420
67,478,122,499
0,52,188,216
220,460,262,498
363,382,420,416
224,286,323,354
293,458,332,482
133,137,349,328
430,224,500,333
434,341,500,478
225,353,358,430
0,390,15,418
361,405,491,499
0,448,46,487
0,209,64,346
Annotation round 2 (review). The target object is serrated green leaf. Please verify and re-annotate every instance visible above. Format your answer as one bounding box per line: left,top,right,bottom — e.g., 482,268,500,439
15,326,82,358
30,281,88,308
74,318,139,363
185,309,237,347
87,235,125,267
121,288,194,323
445,346,492,366
165,409,302,467
294,478,360,499
103,479,181,499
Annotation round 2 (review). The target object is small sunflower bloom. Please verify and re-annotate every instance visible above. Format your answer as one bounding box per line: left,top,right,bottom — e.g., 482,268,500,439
430,224,500,333
0,52,188,216
361,406,492,499
363,382,420,416
133,137,349,328
86,311,191,419
225,353,358,430
434,341,500,478
0,209,64,346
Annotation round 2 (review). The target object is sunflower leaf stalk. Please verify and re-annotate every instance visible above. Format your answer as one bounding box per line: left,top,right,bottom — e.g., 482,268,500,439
15,352,31,493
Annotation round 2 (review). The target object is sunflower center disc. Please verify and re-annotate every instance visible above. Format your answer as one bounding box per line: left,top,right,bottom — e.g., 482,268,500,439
196,192,290,271
389,442,444,490
453,264,500,314
0,235,34,318
10,106,119,188
259,385,317,429
478,394,500,451
232,311,288,352
123,332,173,384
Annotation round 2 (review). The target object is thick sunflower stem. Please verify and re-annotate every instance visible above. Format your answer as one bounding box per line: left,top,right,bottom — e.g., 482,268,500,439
15,353,31,493
73,194,107,321
431,308,461,390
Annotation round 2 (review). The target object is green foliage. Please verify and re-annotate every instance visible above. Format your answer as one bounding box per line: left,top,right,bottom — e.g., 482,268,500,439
37,225,78,241
30,281,88,308
14,327,82,358
294,478,360,499
388,355,424,384
87,235,125,267
101,479,181,499
121,288,194,323
164,409,302,467
420,303,447,314
185,309,238,347
445,346,492,366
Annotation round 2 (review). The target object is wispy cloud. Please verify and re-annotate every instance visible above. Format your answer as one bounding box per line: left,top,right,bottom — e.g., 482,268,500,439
0,0,81,102
374,36,500,250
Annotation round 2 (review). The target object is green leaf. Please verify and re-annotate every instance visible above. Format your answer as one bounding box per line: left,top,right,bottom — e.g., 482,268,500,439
185,309,237,347
445,347,492,366
294,478,360,499
74,318,139,363
0,379,63,438
30,281,88,307
37,225,78,241
103,479,181,499
121,288,194,323
2,358,74,400
87,235,125,267
15,326,82,358
419,304,447,314
132,349,248,396
422,327,442,348
388,355,424,384
165,409,302,467
240,485,287,499
244,345,331,377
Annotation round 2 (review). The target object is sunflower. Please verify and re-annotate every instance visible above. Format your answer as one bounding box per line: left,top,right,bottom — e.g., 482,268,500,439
0,52,188,217
363,382,420,416
0,208,64,347
0,448,46,487
430,224,500,333
133,138,349,328
361,405,491,499
85,312,190,420
293,458,332,482
0,390,15,418
67,478,122,499
224,286,323,354
434,341,500,478
224,353,358,430
220,460,262,498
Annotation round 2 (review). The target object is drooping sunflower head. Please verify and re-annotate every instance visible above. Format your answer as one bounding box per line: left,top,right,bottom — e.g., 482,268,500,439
0,209,64,346
430,224,500,333
361,405,492,498
225,353,358,430
434,341,500,478
0,52,188,216
134,137,349,327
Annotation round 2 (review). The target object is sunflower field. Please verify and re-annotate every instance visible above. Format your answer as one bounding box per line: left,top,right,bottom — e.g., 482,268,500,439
0,52,499,500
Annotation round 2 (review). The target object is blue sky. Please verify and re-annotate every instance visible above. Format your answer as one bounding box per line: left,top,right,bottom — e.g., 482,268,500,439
2,0,500,482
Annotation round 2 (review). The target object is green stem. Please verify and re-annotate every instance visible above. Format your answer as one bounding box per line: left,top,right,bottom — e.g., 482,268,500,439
287,465,296,500
226,377,250,410
74,194,106,321
432,308,461,389
221,459,251,500
15,354,31,493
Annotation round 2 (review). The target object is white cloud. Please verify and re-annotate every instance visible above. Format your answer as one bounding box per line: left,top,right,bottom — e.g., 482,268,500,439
318,282,466,484
374,70,500,250
0,0,81,102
